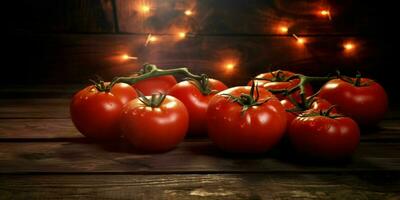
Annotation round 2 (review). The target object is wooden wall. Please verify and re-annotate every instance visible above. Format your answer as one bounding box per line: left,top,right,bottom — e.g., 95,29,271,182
2,0,396,97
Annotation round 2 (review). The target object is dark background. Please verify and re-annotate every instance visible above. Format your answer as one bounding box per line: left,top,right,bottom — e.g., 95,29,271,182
1,0,397,101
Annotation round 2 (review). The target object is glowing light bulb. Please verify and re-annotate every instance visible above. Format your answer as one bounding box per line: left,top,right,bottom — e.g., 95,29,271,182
148,35,157,42
344,42,355,51
320,10,330,16
178,32,186,39
141,5,150,13
279,26,288,34
297,38,306,44
184,10,193,16
121,54,130,60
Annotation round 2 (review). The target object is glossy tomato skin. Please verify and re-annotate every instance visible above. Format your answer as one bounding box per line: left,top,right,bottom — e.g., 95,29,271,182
280,97,334,129
289,115,360,159
207,86,287,153
319,78,388,126
248,71,313,101
168,79,228,136
120,96,189,152
132,75,177,96
70,83,137,140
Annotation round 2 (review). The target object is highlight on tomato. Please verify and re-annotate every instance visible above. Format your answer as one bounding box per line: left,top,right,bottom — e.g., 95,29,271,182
207,83,287,153
248,70,313,101
169,76,228,136
120,92,189,152
288,107,360,159
70,81,137,140
318,72,388,126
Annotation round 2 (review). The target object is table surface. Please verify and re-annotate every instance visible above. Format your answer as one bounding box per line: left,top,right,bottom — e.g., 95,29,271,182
0,90,399,199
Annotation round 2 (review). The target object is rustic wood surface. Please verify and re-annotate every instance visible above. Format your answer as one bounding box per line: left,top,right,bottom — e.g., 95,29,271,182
0,94,399,199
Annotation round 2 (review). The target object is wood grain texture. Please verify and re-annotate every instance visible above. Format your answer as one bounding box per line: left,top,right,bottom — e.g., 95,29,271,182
0,174,399,200
0,118,399,142
0,141,399,174
4,0,115,33
0,98,70,119
4,33,379,87
115,0,371,35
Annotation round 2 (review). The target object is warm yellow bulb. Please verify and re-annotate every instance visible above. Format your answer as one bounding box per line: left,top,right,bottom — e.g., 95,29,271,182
122,54,130,60
344,43,355,50
141,5,150,13
184,10,193,16
320,10,330,16
225,63,235,70
148,36,157,42
297,38,305,44
178,32,186,38
279,26,288,33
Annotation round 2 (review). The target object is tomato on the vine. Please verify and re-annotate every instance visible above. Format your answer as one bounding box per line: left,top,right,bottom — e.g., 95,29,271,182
289,109,360,159
168,78,228,136
207,85,287,153
132,75,177,96
120,94,189,152
318,75,388,126
281,96,334,128
248,70,313,101
70,82,137,140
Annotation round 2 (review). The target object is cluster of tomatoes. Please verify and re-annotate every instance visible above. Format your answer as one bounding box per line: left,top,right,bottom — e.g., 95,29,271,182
70,67,388,159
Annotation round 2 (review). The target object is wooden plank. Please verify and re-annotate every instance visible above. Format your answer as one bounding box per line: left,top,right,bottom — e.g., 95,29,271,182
3,33,380,88
0,141,399,173
0,98,70,119
0,119,81,139
0,118,399,141
0,174,399,200
4,0,115,33
115,0,368,35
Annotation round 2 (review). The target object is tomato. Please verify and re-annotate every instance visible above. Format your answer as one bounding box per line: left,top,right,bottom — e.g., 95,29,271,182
207,86,287,153
132,75,177,96
318,77,388,126
168,78,228,136
248,70,313,101
280,97,334,129
120,94,189,152
70,82,137,140
289,111,360,159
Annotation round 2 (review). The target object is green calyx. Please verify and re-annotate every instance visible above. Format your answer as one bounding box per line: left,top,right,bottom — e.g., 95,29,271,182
222,82,271,114
136,90,167,108
300,105,344,119
336,70,374,87
284,91,321,113
254,70,288,83
186,74,217,96
89,76,115,92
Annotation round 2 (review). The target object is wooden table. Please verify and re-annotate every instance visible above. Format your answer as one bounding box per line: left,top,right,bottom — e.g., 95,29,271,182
1,91,399,199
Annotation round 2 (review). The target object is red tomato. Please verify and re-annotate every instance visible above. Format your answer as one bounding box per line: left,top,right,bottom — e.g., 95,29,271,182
319,77,388,126
248,70,313,101
289,113,360,159
280,97,334,129
207,86,287,153
132,75,177,96
168,79,228,136
70,83,137,140
120,95,189,152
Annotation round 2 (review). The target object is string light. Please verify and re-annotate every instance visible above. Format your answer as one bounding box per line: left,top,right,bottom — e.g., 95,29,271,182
184,10,193,16
343,42,355,51
279,26,289,34
145,34,158,46
319,9,331,20
140,5,151,13
121,54,138,61
292,34,306,45
177,31,186,39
